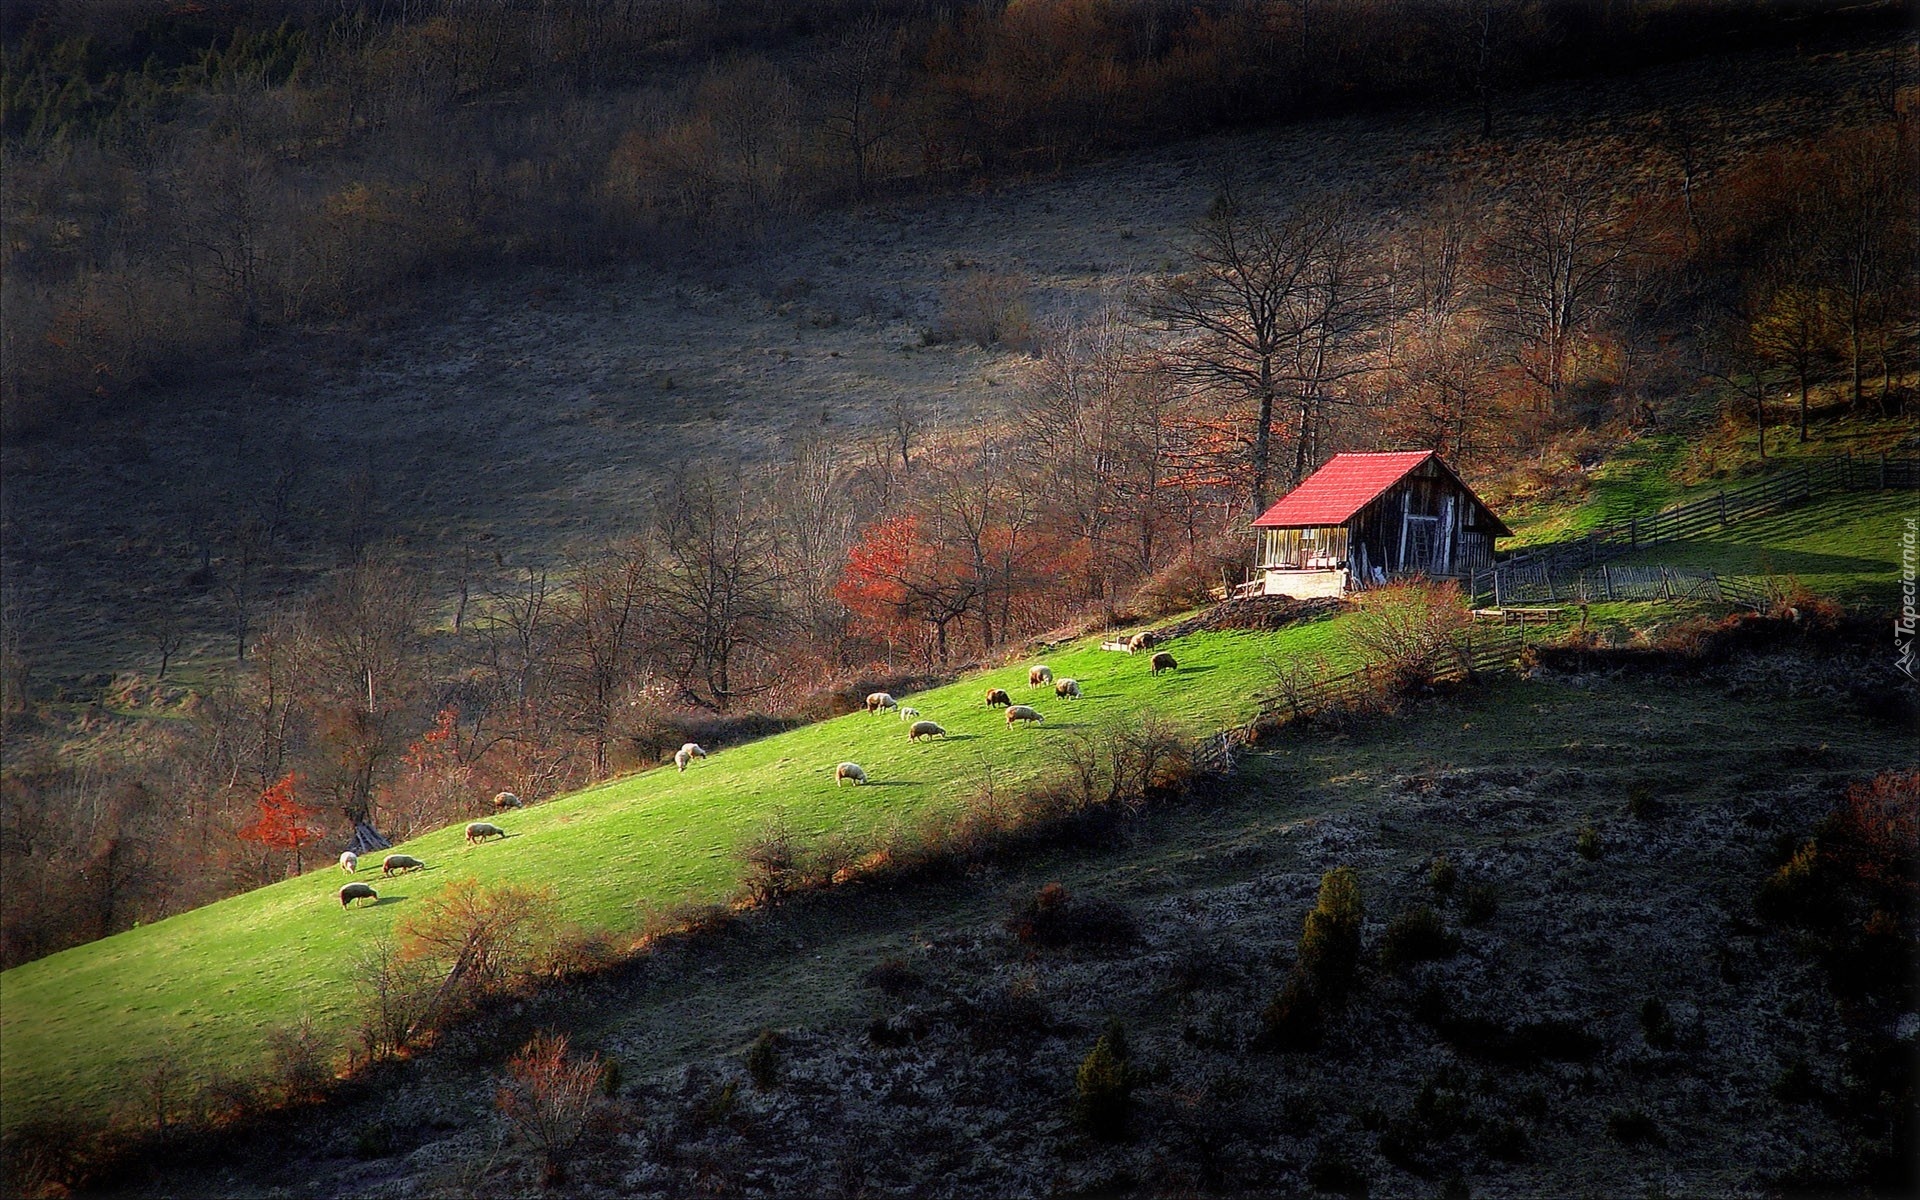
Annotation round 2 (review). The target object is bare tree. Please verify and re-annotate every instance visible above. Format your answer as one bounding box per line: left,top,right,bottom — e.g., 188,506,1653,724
654,468,784,712
813,14,906,199
295,556,431,829
553,539,657,777
1155,190,1383,512
1477,151,1643,413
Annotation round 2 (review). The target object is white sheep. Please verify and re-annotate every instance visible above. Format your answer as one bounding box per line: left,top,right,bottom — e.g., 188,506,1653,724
835,762,868,786
1005,705,1045,727
381,854,425,877
907,720,947,742
674,743,708,772
865,692,898,715
339,882,378,908
1054,678,1081,700
897,706,920,720
339,850,358,874
1150,651,1178,676
1127,631,1157,654
493,791,525,810
1028,665,1053,686
465,821,507,845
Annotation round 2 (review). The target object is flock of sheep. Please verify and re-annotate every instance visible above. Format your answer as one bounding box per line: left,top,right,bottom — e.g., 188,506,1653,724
335,792,523,907
833,629,1174,789
336,630,1176,907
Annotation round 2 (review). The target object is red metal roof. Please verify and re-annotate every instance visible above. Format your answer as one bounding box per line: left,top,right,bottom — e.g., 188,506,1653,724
1250,451,1442,528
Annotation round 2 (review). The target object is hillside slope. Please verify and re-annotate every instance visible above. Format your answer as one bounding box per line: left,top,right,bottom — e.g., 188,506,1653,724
0,37,1901,679
0,616,1351,1131
105,653,1918,1199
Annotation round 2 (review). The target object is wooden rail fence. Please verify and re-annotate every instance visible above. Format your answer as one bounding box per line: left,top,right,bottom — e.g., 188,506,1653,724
1469,454,1918,607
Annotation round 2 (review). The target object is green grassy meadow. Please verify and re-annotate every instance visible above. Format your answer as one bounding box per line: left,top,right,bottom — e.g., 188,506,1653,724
0,617,1354,1131
1609,490,1911,607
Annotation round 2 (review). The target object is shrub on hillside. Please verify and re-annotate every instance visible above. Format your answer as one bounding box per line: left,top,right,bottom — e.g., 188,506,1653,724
1007,882,1140,951
1378,905,1460,973
397,878,559,1027
744,1029,782,1090
1073,1021,1133,1142
494,1032,609,1186
1461,883,1500,926
1297,866,1365,1002
1346,581,1471,690
1576,825,1603,860
1428,854,1457,896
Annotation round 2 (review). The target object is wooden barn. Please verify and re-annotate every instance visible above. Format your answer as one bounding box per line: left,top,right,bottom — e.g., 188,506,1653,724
1249,451,1511,598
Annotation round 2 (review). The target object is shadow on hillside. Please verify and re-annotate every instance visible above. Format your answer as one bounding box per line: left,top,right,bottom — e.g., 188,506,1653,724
865,780,917,787
366,895,406,907
1656,543,1892,574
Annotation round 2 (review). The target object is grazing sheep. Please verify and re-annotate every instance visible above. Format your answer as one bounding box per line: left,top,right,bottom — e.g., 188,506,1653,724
866,692,898,715
1006,705,1045,727
835,762,868,786
1028,665,1053,687
674,743,708,772
1150,651,1178,675
907,720,947,742
339,882,378,908
492,791,525,810
897,706,920,720
381,854,424,877
339,851,358,874
1127,631,1158,654
465,821,507,845
1054,678,1081,700
985,687,1012,707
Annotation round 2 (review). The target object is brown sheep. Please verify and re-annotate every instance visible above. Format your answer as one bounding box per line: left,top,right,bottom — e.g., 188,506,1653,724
1150,651,1178,676
985,687,1012,707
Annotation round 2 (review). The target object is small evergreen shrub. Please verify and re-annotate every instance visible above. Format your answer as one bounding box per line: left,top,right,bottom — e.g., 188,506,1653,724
1627,783,1660,820
1461,884,1499,926
1428,855,1457,896
744,1029,781,1090
1378,905,1460,972
1577,825,1602,860
1297,866,1364,1002
1073,1022,1132,1141
1756,840,1834,926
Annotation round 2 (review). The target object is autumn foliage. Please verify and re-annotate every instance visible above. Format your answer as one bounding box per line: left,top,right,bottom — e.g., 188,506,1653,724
236,773,325,875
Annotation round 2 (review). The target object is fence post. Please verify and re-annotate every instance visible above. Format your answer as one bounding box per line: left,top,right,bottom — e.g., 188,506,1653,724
1601,563,1612,601
1628,516,1636,547
1718,490,1727,525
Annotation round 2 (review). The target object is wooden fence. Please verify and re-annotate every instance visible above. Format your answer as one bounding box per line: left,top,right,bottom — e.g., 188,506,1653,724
1491,563,1724,606
1469,454,1918,606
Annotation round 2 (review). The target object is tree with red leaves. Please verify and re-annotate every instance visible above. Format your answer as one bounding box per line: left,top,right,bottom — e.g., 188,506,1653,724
834,513,980,663
237,772,325,876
